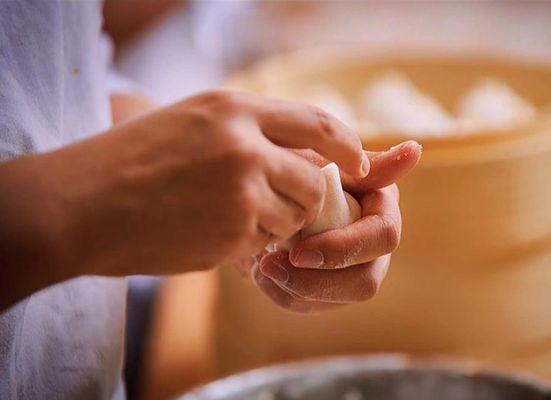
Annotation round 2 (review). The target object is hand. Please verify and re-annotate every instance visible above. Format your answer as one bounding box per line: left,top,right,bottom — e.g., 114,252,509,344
248,141,422,313
0,90,369,291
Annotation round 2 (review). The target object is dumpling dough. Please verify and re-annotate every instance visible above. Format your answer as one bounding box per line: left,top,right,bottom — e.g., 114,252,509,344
360,72,456,136
300,85,380,139
276,162,361,251
456,78,536,130
302,162,361,237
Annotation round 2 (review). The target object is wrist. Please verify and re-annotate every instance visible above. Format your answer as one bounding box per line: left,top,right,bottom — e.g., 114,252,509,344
0,155,75,290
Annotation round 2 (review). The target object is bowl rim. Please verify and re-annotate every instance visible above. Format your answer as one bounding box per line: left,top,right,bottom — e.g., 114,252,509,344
179,354,551,399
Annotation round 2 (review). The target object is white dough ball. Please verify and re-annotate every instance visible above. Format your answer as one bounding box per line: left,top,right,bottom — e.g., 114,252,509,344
275,162,361,252
359,72,457,136
302,85,359,129
456,78,536,130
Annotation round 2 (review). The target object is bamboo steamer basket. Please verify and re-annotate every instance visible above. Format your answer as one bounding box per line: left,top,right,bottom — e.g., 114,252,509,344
215,49,551,378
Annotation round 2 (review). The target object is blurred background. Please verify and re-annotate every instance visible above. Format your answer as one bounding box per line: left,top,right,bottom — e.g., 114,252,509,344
102,1,551,399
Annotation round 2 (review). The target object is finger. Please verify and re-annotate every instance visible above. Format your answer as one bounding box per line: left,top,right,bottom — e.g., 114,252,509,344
343,140,422,192
288,148,328,168
258,177,307,240
289,185,401,269
252,264,342,314
266,147,326,226
290,141,421,192
250,96,368,178
259,251,391,303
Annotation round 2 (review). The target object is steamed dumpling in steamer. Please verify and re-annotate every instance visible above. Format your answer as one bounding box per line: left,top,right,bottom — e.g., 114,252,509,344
456,78,536,130
301,85,359,129
359,72,456,136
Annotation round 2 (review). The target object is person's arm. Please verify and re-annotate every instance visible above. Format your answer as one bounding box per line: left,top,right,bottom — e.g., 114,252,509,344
103,0,181,48
0,92,153,308
111,93,157,124
0,155,72,308
0,90,367,311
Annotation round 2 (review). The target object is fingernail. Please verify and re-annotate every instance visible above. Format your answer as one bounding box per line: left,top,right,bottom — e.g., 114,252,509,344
390,140,421,153
260,261,289,283
387,140,422,161
389,141,408,153
361,152,370,176
291,249,324,268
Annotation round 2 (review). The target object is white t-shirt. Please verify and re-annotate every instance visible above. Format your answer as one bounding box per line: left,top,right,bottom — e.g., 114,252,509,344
0,2,126,399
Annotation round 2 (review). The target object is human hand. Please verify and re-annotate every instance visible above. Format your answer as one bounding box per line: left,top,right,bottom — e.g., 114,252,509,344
21,90,368,278
248,141,422,313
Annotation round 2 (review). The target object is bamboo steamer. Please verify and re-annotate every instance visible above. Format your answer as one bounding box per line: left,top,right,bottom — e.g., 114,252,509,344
215,49,551,378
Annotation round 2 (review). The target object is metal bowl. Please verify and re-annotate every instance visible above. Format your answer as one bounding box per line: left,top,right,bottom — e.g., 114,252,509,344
180,355,551,400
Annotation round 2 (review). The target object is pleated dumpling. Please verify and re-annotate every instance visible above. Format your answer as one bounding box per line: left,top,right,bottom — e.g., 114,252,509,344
359,72,456,137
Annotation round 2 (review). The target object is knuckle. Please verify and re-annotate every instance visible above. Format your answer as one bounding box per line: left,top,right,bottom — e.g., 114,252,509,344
377,214,401,253
195,90,242,110
236,143,263,167
174,90,249,126
225,132,263,168
269,208,304,240
235,180,258,210
311,105,338,141
170,102,215,131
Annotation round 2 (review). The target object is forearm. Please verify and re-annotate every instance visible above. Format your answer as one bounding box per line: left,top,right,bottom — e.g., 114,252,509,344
0,93,155,310
1,95,185,313
0,155,75,310
0,89,370,312
0,125,149,310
